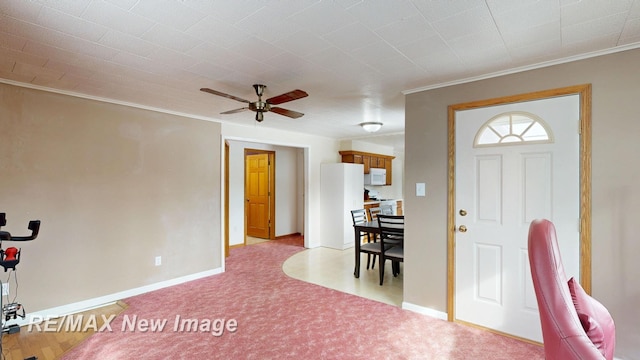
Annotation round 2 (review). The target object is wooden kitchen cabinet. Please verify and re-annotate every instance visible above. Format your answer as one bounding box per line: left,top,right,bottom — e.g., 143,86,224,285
339,150,395,185
340,152,370,173
362,155,370,173
370,156,385,169
341,152,362,164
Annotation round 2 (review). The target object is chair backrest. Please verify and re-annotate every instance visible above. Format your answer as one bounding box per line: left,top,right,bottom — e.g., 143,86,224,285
367,207,382,221
528,219,615,360
350,209,368,225
368,205,394,221
377,215,404,247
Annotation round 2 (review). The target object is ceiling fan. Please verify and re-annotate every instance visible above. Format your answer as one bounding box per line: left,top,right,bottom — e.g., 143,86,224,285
200,84,308,122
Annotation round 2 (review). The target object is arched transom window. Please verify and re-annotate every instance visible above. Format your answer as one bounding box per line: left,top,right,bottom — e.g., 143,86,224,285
474,111,554,147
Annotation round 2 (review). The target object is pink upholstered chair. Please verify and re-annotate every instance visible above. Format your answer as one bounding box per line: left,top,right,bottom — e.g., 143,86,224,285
528,219,615,360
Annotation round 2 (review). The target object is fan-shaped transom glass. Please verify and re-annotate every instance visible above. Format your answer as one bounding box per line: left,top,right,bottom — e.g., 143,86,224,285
474,112,554,147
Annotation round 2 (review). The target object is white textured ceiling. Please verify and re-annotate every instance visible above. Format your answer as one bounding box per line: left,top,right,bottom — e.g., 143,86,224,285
1,0,640,149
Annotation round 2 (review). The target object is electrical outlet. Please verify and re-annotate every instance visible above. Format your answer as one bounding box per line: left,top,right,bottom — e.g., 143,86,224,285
155,256,162,266
2,283,9,296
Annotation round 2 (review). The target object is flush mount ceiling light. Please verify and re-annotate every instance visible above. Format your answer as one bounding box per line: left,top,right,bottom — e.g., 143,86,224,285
360,122,383,133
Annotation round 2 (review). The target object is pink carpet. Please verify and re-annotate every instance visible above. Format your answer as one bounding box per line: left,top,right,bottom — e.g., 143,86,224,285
62,236,544,359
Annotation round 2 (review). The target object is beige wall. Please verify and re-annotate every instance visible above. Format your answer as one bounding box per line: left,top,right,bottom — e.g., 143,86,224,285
0,83,221,311
404,48,640,358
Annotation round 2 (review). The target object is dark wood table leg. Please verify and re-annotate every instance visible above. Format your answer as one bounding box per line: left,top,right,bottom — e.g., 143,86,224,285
354,228,361,278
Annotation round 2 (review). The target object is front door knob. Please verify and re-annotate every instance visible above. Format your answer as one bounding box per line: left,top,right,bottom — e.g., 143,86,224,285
458,225,467,233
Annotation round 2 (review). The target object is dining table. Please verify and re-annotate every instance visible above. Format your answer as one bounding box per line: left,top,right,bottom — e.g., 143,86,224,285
352,220,380,278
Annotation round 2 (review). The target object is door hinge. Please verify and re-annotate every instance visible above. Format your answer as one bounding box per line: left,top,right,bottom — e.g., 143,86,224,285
578,120,582,135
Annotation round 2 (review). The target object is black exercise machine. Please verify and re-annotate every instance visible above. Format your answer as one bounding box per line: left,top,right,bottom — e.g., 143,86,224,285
0,212,41,360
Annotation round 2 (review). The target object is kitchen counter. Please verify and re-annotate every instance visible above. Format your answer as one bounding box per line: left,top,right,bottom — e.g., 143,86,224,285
364,199,402,204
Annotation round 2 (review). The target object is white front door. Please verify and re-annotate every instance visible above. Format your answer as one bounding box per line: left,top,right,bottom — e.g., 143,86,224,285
454,94,580,342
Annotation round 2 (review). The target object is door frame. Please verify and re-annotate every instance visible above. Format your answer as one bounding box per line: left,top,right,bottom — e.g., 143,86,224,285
446,84,593,327
223,137,310,263
244,149,276,241
224,141,230,257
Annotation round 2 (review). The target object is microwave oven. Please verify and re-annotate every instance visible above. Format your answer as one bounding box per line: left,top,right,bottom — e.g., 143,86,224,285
364,168,386,185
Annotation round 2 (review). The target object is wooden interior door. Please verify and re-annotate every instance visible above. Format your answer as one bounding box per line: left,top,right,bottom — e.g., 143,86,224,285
245,152,272,239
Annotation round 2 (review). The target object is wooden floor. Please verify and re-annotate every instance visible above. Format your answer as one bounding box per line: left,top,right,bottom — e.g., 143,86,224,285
1,301,128,360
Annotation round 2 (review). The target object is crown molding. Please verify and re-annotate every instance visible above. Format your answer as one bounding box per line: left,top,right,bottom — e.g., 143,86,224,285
403,42,640,95
0,78,221,124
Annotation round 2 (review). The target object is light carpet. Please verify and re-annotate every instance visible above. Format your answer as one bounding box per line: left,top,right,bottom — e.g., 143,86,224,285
61,236,543,359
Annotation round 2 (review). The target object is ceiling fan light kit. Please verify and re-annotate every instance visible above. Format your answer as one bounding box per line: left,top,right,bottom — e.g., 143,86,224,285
360,122,383,133
200,84,308,122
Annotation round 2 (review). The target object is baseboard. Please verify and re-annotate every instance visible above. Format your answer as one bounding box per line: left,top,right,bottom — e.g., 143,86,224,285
10,267,223,327
402,301,448,320
274,232,301,239
403,302,629,358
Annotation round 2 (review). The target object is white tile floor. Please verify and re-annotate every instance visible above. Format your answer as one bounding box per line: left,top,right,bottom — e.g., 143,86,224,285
282,246,403,307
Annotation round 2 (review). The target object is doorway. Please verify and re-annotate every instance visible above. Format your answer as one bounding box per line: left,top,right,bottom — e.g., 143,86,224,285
447,84,592,342
223,139,307,252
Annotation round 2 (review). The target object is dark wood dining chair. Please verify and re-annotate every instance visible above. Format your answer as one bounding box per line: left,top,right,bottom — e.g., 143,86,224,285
364,204,394,267
367,205,393,222
366,205,394,247
367,206,381,221
377,214,404,286
351,209,381,275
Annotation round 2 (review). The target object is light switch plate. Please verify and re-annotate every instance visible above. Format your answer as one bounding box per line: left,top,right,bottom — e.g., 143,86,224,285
416,182,426,197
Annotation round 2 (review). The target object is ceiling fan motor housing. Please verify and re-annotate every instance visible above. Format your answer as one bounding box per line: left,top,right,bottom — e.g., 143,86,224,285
251,84,269,120
249,101,270,112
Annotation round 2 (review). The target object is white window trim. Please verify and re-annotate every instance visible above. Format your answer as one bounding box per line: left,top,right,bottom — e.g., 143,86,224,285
473,111,554,148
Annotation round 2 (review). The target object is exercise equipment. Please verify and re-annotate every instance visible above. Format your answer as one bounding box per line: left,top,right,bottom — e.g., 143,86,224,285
0,212,41,360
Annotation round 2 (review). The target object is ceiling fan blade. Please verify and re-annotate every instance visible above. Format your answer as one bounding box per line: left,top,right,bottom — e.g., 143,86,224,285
220,107,250,114
266,89,308,105
270,107,304,118
200,88,251,103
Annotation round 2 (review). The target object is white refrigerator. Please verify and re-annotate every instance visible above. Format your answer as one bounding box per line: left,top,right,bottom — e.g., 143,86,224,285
320,162,364,249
